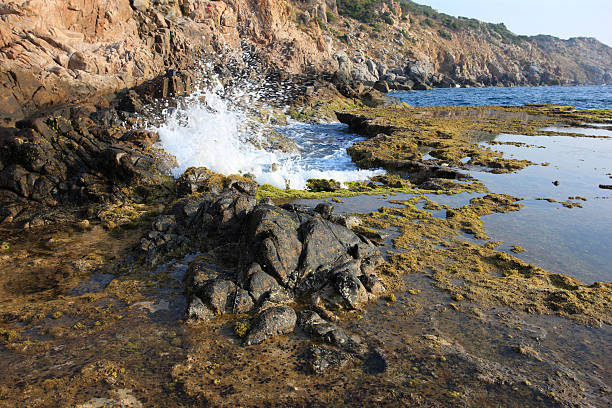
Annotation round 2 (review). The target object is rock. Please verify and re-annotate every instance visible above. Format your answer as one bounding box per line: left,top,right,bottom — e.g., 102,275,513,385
176,167,213,196
200,279,236,315
152,215,176,233
297,219,361,290
244,205,303,288
360,90,392,107
118,91,144,113
248,270,282,303
245,306,297,346
412,81,432,91
233,288,255,314
132,0,151,12
314,203,334,219
383,73,397,82
185,297,215,323
332,261,370,309
182,259,227,298
331,215,361,229
360,273,386,296
373,80,390,93
241,203,385,303
307,344,349,374
299,11,311,25
299,310,350,348
354,229,389,245
306,179,341,192
256,288,294,312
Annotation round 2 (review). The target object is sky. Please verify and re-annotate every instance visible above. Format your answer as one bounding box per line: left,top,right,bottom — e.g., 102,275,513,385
415,0,612,46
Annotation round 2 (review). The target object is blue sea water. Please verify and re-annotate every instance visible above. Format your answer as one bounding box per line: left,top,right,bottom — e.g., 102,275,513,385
392,85,612,110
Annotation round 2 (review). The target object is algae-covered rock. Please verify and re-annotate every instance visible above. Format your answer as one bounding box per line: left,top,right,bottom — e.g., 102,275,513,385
245,306,297,346
336,105,612,178
360,194,612,327
306,178,342,192
307,344,350,374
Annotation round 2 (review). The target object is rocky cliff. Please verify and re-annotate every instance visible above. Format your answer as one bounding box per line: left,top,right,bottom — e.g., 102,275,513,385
0,0,333,123
1,0,611,123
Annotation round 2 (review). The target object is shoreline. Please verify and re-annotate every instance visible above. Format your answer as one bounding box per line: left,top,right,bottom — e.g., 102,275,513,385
0,88,610,406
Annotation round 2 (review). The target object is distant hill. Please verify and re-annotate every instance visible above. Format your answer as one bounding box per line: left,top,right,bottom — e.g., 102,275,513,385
328,0,612,86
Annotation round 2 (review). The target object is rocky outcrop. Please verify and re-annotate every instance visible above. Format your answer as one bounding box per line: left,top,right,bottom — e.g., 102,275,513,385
328,1,612,89
531,36,612,85
138,171,386,345
0,0,336,123
2,0,611,124
239,202,385,303
0,104,175,227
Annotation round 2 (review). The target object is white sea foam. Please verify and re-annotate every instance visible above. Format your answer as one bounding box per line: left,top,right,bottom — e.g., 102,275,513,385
153,78,383,189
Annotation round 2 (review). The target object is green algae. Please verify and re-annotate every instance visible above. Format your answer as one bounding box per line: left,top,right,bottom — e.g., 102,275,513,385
338,105,612,174
233,320,251,339
256,180,486,201
358,193,611,327
306,178,342,192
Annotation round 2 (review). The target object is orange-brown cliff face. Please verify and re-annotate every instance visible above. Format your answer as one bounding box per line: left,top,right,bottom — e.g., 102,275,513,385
0,0,336,122
0,0,611,122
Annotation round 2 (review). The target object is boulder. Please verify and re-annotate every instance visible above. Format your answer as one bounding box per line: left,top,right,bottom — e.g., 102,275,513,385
245,306,297,346
331,261,370,309
299,310,350,348
185,297,215,323
373,80,390,93
241,203,385,304
248,270,282,303
244,205,303,288
308,344,349,374
233,288,255,314
176,167,213,196
200,279,236,315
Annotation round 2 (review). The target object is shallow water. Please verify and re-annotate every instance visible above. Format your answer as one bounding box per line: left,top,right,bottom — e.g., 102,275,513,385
392,85,612,110
295,127,612,283
473,132,612,283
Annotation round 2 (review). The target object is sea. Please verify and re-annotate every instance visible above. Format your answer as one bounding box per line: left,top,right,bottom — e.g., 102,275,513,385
155,84,612,282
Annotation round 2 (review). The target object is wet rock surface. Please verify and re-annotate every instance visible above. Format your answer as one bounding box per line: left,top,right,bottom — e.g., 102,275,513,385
245,305,297,346
0,105,176,227
162,177,388,347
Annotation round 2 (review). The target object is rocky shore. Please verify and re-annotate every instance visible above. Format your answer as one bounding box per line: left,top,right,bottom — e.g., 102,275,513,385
0,1,611,407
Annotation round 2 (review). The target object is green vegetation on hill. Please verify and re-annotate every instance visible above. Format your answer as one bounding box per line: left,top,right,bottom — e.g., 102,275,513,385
337,0,383,24
337,0,527,46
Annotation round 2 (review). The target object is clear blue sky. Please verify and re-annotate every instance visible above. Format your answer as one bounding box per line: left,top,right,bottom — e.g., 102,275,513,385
415,0,612,46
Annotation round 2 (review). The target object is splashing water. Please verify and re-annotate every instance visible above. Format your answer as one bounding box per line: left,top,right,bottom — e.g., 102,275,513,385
152,79,383,189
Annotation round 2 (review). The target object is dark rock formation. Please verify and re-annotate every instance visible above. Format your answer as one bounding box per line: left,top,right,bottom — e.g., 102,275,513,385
139,170,386,346
0,105,174,227
245,306,297,346
240,202,385,307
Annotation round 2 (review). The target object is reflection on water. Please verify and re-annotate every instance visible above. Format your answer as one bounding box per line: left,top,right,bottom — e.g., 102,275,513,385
346,273,612,407
292,126,612,284
474,132,612,283
540,126,612,137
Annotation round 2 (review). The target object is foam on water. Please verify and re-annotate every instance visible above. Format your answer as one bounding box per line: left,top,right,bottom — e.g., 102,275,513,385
153,80,382,189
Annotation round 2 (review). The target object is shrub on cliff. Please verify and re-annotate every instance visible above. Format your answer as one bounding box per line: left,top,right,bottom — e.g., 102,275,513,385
337,0,382,23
